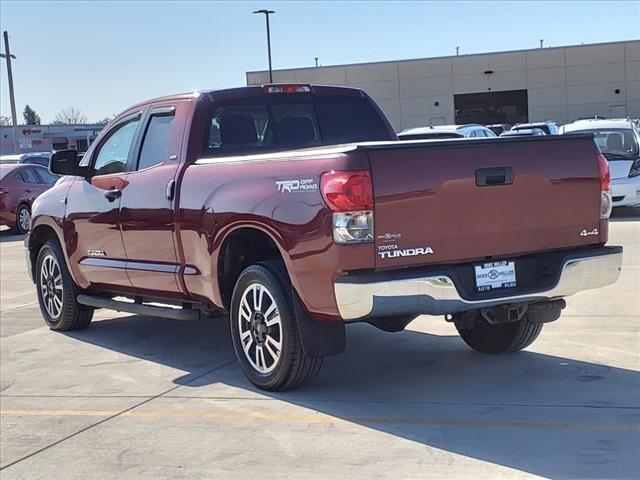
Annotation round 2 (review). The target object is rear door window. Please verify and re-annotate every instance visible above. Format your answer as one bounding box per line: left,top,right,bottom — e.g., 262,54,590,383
138,113,174,170
18,167,41,184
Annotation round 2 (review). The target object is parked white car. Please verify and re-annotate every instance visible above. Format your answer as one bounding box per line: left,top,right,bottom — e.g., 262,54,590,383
561,119,640,209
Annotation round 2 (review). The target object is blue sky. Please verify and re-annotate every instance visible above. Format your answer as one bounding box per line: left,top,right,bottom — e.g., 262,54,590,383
1,0,639,123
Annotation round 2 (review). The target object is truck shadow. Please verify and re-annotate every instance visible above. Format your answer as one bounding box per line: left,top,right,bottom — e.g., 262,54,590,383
66,314,640,479
0,229,24,243
610,207,640,222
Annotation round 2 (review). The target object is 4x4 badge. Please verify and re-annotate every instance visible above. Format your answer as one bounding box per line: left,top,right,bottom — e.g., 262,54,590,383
580,228,598,237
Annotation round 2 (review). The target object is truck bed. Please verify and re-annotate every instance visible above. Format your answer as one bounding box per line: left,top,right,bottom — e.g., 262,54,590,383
362,134,605,269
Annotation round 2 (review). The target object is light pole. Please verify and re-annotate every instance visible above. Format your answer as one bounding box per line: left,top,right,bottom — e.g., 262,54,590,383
1,31,19,154
253,9,275,83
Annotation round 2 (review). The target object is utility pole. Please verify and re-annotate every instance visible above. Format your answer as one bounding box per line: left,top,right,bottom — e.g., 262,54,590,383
253,9,275,82
1,31,19,154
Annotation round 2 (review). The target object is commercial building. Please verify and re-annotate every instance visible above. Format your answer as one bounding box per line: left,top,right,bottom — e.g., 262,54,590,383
246,40,640,131
0,124,104,155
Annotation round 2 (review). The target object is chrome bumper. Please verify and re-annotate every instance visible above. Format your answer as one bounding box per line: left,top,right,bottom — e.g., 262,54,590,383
334,250,623,321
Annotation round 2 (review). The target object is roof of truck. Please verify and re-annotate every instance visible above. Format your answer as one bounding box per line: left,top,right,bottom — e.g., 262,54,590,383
125,84,366,112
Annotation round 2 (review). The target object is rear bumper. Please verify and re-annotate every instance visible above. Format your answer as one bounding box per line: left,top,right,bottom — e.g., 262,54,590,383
611,175,640,207
334,246,623,321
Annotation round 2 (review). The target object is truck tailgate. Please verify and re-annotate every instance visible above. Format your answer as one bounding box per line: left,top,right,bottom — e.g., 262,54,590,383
367,135,604,269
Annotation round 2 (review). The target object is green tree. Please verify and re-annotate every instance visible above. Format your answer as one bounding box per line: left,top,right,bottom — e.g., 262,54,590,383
22,105,41,125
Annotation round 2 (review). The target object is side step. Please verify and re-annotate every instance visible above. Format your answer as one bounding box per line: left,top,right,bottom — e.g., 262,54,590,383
77,294,200,321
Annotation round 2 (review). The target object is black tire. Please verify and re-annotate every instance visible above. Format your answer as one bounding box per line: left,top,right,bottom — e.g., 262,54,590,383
15,204,31,235
455,314,543,354
35,240,93,331
230,262,322,391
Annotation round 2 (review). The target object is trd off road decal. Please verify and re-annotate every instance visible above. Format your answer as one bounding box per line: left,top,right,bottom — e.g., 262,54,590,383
276,179,318,193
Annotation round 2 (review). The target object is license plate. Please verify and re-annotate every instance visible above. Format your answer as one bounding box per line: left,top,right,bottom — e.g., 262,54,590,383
474,261,517,292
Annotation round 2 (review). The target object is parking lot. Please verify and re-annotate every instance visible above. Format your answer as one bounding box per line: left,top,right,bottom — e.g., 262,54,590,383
0,214,638,479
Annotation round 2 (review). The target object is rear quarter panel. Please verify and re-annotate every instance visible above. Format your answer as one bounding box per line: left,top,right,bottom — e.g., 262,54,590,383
177,151,373,320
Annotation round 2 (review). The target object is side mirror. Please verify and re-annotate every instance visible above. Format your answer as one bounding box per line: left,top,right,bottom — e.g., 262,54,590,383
49,149,88,177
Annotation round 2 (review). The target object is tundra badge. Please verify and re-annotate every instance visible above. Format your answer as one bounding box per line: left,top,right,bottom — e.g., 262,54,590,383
377,244,434,259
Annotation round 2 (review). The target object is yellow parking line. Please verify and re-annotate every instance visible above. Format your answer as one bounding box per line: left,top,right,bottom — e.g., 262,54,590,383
1,409,637,432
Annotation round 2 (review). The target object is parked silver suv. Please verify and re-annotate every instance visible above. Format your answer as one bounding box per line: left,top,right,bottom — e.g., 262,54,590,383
398,124,497,140
561,118,640,209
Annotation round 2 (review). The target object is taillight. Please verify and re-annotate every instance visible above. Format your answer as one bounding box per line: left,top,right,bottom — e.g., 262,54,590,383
598,153,610,191
262,84,313,94
321,170,374,244
321,170,373,212
597,154,612,219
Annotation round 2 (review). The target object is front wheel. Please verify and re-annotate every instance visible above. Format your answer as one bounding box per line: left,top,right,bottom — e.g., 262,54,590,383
36,240,93,331
230,262,322,391
455,314,543,354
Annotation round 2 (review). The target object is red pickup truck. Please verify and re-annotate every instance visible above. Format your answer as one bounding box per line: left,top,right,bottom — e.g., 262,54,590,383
26,84,622,391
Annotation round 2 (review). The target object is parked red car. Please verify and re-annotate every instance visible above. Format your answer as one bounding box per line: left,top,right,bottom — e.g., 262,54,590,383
0,164,59,234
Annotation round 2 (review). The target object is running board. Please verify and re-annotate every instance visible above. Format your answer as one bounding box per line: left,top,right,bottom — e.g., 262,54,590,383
76,294,200,321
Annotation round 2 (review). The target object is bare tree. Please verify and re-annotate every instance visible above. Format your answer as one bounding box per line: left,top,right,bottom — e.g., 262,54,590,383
54,106,87,125
96,115,115,125
0,115,11,126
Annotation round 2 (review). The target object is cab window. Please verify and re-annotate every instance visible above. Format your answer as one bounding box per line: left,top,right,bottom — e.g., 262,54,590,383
92,118,140,175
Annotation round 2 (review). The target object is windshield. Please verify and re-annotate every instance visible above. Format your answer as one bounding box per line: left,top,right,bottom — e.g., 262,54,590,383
205,95,391,155
581,128,639,159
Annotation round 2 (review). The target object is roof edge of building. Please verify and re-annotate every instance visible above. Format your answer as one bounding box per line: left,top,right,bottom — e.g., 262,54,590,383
246,38,640,76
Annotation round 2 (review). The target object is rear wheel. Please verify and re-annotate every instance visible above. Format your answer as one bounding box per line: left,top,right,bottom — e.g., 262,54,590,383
36,240,93,331
230,262,322,391
455,314,543,354
15,204,31,235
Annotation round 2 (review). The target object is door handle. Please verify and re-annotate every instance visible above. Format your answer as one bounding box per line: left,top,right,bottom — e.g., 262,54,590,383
475,167,514,186
166,179,176,201
104,188,122,202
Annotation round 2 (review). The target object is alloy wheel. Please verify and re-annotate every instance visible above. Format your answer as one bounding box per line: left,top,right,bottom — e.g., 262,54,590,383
18,207,31,233
238,283,283,374
39,253,63,319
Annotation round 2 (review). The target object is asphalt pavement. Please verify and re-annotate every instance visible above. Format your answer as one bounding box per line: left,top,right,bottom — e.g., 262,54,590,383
1,212,638,479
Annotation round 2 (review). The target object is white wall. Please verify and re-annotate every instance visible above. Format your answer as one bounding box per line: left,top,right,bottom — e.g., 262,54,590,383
247,40,640,131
